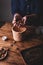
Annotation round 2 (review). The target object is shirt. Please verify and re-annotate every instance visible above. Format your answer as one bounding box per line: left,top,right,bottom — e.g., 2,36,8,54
11,0,39,16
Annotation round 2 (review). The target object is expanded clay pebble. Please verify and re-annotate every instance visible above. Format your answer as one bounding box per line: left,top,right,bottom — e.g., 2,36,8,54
2,36,8,41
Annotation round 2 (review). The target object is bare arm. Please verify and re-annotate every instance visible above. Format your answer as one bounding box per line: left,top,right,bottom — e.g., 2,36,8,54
26,14,37,18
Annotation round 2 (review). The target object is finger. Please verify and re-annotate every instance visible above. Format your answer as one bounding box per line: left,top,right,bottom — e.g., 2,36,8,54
12,20,16,24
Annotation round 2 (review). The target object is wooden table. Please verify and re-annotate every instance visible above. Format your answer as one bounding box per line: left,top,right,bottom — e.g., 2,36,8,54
0,22,43,65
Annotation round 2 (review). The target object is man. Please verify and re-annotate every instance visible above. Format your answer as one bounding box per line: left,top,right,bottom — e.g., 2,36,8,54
11,0,39,25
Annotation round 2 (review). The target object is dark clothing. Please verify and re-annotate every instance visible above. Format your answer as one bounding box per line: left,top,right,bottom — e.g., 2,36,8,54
11,0,39,16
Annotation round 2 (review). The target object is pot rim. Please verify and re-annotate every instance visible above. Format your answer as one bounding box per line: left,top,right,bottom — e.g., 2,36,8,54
12,26,27,33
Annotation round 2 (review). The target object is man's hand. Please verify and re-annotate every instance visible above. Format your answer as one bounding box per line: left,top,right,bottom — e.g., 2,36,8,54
12,13,36,26
12,13,22,26
22,14,37,25
22,16,27,25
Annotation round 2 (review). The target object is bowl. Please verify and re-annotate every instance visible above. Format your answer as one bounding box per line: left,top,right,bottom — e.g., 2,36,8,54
0,47,8,60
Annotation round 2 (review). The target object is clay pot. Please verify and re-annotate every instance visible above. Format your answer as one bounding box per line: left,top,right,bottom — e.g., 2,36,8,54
12,26,27,41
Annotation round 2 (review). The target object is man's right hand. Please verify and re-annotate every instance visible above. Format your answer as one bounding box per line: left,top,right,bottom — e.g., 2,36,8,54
12,13,22,25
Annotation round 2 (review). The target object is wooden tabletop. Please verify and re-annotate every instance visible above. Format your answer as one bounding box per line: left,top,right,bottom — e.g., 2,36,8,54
0,22,43,65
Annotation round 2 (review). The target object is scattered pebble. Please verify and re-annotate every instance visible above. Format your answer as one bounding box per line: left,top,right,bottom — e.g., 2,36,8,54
2,36,8,41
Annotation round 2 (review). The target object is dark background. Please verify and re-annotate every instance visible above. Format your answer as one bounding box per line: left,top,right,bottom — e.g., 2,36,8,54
0,0,43,26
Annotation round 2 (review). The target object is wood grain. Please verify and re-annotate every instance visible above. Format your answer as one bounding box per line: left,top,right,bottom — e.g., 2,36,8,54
0,22,43,65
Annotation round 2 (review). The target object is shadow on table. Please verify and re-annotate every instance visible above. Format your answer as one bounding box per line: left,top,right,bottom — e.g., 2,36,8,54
21,44,43,65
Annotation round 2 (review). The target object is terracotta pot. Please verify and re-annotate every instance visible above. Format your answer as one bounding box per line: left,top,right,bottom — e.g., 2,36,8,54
12,26,27,41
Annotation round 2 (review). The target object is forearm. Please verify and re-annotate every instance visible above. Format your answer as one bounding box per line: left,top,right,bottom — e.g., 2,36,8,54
26,14,37,18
